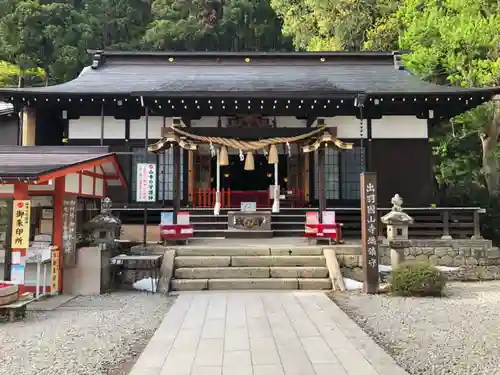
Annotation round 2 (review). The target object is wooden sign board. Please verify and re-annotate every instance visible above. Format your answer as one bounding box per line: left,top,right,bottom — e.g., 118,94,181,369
11,200,31,249
62,198,77,267
51,247,61,294
360,172,379,294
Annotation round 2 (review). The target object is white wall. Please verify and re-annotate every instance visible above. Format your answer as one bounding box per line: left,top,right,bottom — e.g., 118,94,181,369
69,116,125,139
371,116,428,138
68,115,428,140
323,116,367,139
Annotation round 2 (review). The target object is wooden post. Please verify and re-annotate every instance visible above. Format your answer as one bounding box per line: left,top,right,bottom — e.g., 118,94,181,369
441,210,452,239
360,172,379,294
472,210,482,239
3,198,13,281
318,147,326,219
173,144,181,223
188,150,195,205
11,183,30,295
52,177,65,294
303,153,310,202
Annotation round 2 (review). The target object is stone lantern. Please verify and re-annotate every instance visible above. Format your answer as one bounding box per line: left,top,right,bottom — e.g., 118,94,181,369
381,194,414,267
84,197,121,246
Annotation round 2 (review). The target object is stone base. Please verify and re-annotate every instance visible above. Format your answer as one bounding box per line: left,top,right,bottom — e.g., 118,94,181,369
224,230,274,239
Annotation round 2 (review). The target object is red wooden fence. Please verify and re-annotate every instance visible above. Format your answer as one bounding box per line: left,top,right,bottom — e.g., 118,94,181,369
192,188,305,208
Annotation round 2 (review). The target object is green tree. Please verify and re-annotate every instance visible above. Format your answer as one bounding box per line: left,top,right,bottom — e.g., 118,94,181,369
79,0,151,50
0,61,44,87
271,0,399,51
0,0,89,84
144,0,291,51
378,0,500,196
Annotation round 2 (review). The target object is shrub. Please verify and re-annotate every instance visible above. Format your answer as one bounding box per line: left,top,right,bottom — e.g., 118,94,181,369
390,263,447,297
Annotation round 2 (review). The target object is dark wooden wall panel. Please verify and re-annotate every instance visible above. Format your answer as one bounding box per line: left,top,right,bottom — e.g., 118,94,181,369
371,139,434,206
0,116,19,145
35,108,64,145
107,144,131,204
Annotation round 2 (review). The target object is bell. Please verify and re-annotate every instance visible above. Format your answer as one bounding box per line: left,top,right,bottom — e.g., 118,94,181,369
268,144,278,164
219,146,229,166
244,151,255,170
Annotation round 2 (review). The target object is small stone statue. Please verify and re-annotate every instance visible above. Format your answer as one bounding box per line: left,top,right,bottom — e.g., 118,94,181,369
101,197,112,213
391,194,403,212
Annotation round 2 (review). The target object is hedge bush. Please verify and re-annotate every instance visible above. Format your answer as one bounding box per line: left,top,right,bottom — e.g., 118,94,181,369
390,263,447,297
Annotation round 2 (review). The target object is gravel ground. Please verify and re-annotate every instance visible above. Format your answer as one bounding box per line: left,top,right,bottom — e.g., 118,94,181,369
0,292,175,375
332,281,500,375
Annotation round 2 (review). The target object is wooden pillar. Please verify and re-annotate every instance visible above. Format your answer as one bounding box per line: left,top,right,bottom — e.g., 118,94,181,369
318,147,326,218
296,149,302,191
11,182,29,294
173,144,181,222
188,150,195,204
52,177,65,294
303,153,310,202
22,106,36,146
366,118,373,172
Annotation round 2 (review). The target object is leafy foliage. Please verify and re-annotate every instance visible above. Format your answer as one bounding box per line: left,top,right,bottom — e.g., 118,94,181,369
271,0,400,51
0,61,44,87
390,263,447,297
0,0,498,242
0,0,290,83
144,0,291,51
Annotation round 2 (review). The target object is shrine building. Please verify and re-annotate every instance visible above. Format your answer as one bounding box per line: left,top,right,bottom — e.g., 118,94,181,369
0,50,498,238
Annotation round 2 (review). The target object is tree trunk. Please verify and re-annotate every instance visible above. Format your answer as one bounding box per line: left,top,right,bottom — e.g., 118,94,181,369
480,102,500,195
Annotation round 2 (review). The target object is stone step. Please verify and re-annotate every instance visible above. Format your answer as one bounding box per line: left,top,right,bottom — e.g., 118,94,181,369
171,278,332,291
174,255,326,268
175,256,230,268
174,266,329,279
231,255,326,267
175,247,324,256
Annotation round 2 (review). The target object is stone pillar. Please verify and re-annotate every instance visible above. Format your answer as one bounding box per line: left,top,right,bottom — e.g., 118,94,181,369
389,240,410,268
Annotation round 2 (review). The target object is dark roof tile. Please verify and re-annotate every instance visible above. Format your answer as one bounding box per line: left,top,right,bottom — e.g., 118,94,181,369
0,146,112,179
0,51,498,97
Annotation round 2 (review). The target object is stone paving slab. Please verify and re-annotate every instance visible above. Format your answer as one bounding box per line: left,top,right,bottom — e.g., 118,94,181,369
128,291,409,375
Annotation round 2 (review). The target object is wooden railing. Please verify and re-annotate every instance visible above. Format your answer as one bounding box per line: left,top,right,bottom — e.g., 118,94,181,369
99,205,484,239
330,207,484,239
191,188,305,208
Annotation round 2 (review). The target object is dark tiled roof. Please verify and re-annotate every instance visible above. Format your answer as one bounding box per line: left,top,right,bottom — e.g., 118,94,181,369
0,146,112,180
0,51,497,98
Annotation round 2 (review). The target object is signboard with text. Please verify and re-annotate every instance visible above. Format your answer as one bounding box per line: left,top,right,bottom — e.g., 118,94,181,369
62,198,77,267
11,200,30,249
51,246,61,294
136,163,157,202
360,173,379,294
240,202,257,212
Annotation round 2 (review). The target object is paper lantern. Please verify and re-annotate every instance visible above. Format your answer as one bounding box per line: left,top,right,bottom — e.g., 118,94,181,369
244,152,255,170
268,145,278,164
219,146,229,166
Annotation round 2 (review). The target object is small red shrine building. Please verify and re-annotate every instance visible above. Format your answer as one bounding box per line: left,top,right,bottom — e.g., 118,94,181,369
0,146,125,294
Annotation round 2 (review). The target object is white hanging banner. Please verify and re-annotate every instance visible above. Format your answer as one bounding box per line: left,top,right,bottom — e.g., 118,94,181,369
136,163,157,202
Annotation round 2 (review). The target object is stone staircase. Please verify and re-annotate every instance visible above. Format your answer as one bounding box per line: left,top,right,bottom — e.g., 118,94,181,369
171,245,332,291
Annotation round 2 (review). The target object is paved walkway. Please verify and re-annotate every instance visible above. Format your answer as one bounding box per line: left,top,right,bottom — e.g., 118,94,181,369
129,292,409,375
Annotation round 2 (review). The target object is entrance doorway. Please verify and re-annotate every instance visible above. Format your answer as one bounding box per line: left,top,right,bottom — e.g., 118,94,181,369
211,155,288,191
